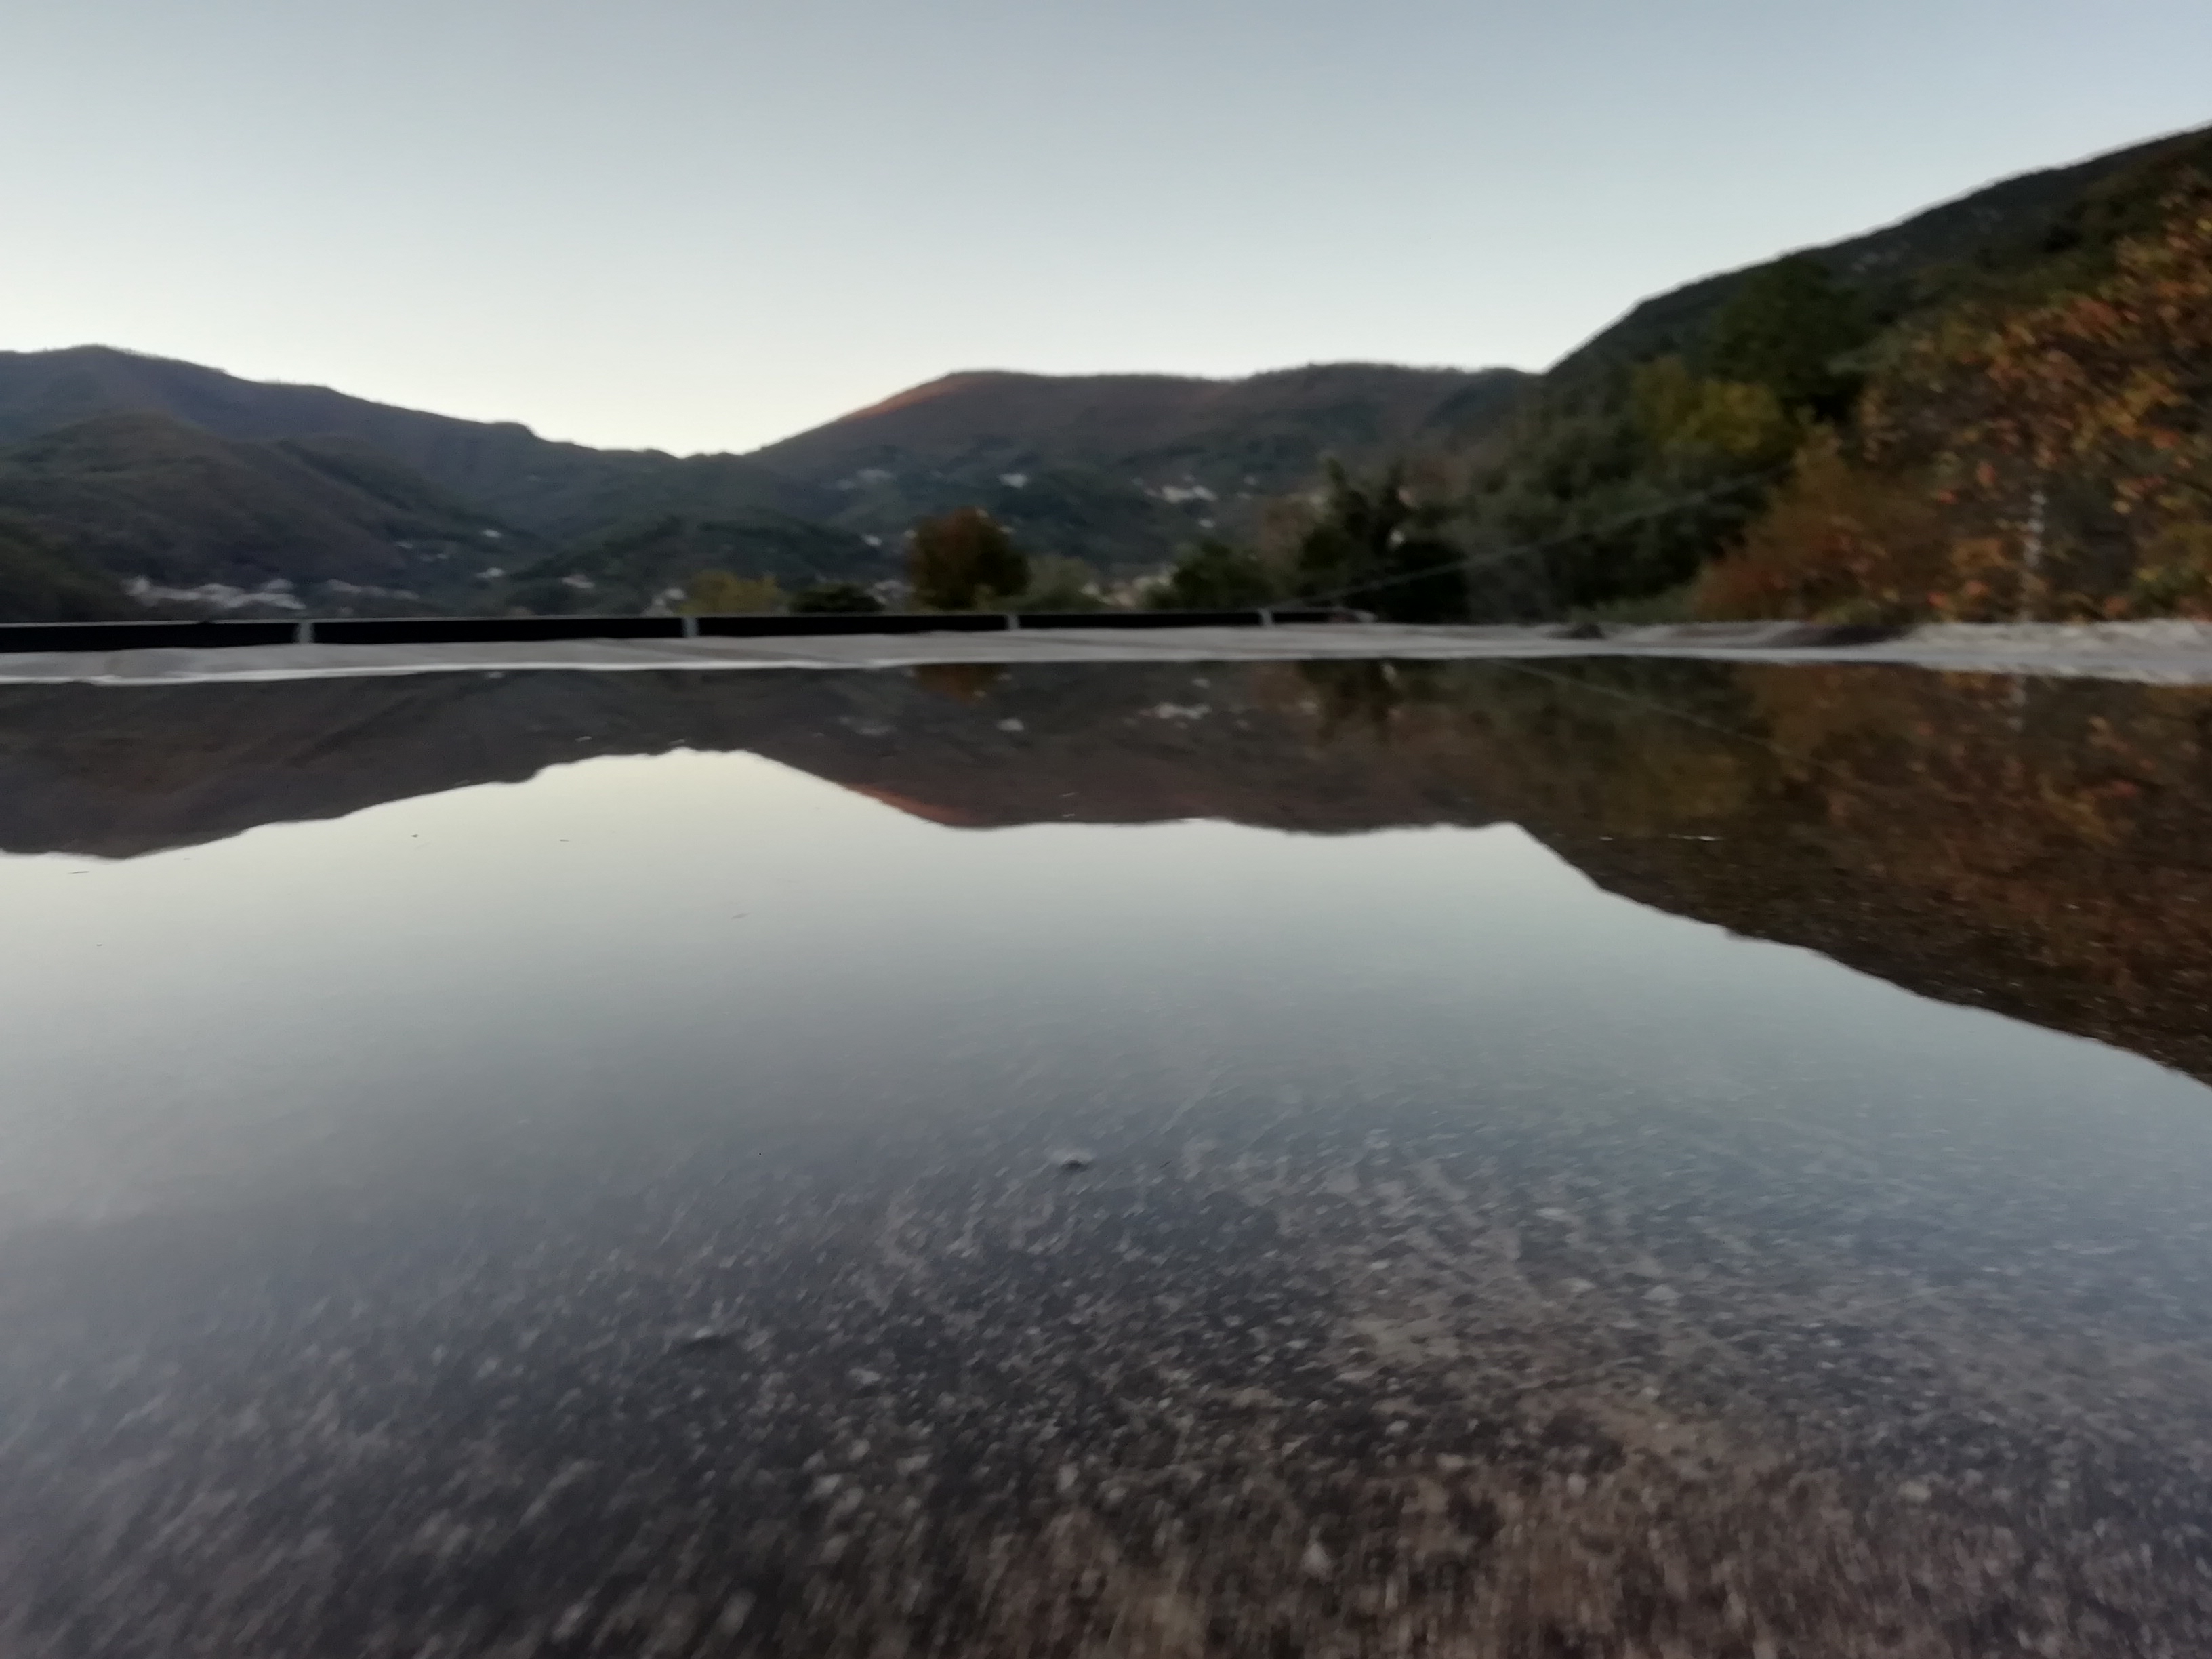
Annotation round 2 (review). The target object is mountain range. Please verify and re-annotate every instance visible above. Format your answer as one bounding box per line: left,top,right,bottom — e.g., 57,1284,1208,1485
745,363,1531,569
0,118,2203,622
0,348,864,617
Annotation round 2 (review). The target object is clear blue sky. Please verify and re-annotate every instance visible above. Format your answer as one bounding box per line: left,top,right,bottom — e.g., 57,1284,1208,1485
5,1,2207,455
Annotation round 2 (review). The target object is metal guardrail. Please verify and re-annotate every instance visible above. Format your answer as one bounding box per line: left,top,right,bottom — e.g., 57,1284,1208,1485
0,609,1352,655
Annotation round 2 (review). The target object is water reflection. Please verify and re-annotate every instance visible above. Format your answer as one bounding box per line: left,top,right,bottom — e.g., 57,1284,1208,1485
4,659,2208,1081
1,661,2210,1656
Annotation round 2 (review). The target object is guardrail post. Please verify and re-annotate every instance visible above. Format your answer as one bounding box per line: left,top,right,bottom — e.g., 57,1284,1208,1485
1006,613,1021,630
293,621,315,645
681,615,700,639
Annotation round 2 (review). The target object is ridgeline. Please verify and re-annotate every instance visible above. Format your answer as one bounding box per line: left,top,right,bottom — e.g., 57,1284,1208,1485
2,117,2207,625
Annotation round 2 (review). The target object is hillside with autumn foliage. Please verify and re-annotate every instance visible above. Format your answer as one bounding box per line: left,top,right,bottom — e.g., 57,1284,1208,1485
1696,176,2212,621
1448,123,2212,626
1141,122,2212,624
3,121,2208,623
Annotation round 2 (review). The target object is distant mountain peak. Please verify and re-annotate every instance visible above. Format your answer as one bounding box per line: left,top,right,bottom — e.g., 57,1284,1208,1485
743,359,1534,565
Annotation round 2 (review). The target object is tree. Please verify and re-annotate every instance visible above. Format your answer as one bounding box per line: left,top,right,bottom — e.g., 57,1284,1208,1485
1900,178,2212,617
0,519,133,622
1704,256,1871,419
1005,554,1105,612
680,570,783,614
1631,356,1800,464
1149,539,1277,609
1692,427,1946,623
1296,461,1465,622
789,581,884,614
907,508,1029,610
1696,178,2212,621
1459,355,1803,619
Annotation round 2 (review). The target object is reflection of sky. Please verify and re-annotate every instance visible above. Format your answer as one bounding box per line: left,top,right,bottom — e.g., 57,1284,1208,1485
4,747,2210,1248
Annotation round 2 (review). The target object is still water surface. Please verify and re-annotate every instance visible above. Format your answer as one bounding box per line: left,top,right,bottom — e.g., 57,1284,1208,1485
1,659,2209,1656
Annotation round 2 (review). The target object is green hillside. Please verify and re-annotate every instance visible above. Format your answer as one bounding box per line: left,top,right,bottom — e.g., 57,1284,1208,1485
0,518,134,623
4,118,2207,626
499,511,884,615
1442,121,2212,623
747,363,1533,572
0,413,534,612
1555,126,2210,382
0,350,1534,617
0,388,885,621
0,347,841,549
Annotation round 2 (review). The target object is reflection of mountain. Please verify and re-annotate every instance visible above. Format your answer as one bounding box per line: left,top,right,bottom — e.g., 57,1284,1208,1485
0,664,1502,860
1431,661,2212,1088
5,660,2209,1084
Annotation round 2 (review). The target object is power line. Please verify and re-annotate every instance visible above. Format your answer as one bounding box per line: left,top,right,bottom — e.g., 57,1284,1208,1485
1292,466,1790,614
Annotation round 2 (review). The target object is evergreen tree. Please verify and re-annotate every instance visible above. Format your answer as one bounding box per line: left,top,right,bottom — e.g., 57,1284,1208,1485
907,508,1029,610
1150,540,1276,609
1704,256,1871,419
789,581,884,614
680,570,783,613
1296,462,1465,622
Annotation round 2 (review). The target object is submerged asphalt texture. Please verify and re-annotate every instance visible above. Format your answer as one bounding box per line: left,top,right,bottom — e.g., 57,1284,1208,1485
7,1054,2211,1658
7,653,2212,1657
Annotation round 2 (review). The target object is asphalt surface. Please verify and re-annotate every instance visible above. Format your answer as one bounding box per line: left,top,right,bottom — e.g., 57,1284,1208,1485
1,619,2210,687
5,659,2212,1657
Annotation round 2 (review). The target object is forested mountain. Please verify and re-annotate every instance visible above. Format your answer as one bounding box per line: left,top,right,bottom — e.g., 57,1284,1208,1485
1556,125,2209,380
0,350,1525,617
743,117,2212,625
1446,121,2212,625
0,346,832,541
0,348,880,617
2,117,2206,624
0,518,132,623
745,363,1532,569
0,413,534,612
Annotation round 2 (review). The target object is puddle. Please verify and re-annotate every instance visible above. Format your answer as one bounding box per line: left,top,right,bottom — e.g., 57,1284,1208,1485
3,659,2209,1655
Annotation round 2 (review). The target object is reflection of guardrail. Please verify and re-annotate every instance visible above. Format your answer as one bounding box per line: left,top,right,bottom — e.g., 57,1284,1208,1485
0,609,1354,655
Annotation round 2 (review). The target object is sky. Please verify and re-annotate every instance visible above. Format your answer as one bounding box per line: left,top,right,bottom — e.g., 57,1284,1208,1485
5,1,2209,457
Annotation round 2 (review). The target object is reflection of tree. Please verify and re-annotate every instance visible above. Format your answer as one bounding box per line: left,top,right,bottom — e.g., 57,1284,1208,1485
1330,659,2212,1084
909,663,1007,704
1296,661,1403,739
11,654,2205,1085
1294,660,1452,742
1455,661,1769,836
1734,665,2212,1071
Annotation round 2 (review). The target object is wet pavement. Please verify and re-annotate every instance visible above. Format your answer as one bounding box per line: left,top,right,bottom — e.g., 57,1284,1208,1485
3,619,2209,689
3,659,2211,1657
